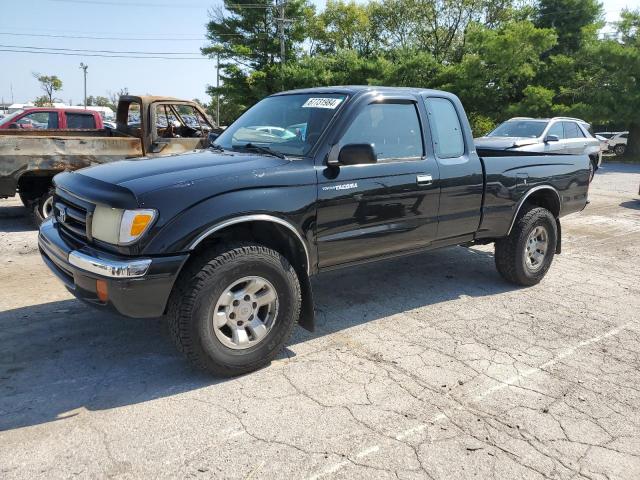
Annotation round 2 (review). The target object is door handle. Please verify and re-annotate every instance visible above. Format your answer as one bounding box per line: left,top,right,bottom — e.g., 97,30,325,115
416,174,433,185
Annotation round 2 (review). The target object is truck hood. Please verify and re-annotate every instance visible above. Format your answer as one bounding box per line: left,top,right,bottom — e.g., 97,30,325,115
76,149,290,197
474,136,539,150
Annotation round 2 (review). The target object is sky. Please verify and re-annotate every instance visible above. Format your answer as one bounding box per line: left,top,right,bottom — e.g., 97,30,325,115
1,0,637,106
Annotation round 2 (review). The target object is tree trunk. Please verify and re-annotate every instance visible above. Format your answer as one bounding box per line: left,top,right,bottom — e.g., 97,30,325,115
626,123,640,158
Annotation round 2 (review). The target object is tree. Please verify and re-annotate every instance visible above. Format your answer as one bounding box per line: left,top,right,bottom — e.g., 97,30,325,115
535,0,603,55
107,87,129,110
202,0,314,116
33,73,63,105
441,21,557,120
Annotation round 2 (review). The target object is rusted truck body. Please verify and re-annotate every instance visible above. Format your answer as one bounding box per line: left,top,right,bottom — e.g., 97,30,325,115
0,96,219,222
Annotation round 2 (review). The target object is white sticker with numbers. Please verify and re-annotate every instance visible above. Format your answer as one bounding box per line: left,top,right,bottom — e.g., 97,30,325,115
302,97,343,109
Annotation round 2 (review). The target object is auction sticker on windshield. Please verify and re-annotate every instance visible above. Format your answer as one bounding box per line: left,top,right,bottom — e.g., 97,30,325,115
302,98,343,109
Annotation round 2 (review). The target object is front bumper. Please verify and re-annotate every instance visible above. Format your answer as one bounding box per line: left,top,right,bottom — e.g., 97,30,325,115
39,218,188,318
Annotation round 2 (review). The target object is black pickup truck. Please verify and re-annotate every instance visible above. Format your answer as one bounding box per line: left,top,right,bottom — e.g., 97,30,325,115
38,86,590,375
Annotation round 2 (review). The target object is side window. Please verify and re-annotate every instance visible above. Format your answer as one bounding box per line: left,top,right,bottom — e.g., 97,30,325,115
621,133,628,139
547,122,564,139
340,102,423,160
563,122,583,139
17,111,58,129
425,98,464,158
66,113,96,129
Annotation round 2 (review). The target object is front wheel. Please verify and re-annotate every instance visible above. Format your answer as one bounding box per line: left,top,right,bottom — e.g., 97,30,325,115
614,144,626,156
32,188,55,225
167,243,301,376
494,206,557,286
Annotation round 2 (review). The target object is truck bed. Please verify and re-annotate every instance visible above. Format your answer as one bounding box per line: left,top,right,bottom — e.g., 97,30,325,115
476,151,590,238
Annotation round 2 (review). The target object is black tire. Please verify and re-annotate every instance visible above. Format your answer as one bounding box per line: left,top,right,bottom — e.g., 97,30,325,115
614,144,625,156
588,161,595,183
167,243,301,376
18,191,30,208
494,206,557,286
32,188,55,225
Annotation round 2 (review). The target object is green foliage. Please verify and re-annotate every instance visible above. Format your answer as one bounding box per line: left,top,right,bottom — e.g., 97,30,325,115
33,73,63,105
468,113,497,137
33,95,52,107
202,1,639,153
535,0,603,54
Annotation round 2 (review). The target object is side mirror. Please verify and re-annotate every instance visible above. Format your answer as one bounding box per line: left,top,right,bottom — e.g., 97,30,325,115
8,123,18,129
544,135,559,143
336,143,377,166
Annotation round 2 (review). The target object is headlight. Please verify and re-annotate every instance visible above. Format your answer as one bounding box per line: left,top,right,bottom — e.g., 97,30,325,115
92,206,157,245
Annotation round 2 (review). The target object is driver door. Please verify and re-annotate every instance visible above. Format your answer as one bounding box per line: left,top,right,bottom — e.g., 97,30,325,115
315,96,440,269
148,103,212,156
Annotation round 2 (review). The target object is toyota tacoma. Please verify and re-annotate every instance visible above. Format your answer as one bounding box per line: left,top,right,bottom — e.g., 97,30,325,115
38,86,590,376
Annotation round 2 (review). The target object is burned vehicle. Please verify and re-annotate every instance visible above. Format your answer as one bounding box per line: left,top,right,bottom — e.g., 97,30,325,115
0,96,219,223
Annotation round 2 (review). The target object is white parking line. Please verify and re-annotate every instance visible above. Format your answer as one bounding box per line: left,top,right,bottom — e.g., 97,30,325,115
307,321,632,479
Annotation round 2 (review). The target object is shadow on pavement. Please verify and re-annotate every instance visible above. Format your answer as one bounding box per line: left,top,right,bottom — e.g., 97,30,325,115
619,200,640,210
0,246,513,432
0,204,35,233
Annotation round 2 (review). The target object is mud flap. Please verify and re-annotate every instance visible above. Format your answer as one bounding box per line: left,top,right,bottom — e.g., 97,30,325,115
297,272,315,332
555,218,562,254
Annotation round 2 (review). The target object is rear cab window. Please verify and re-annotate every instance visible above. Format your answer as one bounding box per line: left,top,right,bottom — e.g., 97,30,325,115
65,112,96,129
424,97,465,158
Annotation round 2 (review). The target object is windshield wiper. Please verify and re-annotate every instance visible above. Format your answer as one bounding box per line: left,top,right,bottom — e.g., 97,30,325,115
234,143,286,159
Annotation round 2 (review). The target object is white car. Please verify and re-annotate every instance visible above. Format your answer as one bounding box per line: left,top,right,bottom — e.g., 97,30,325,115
475,117,602,179
596,131,628,156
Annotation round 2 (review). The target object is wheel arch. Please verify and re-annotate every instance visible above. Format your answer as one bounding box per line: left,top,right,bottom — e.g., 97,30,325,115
17,170,59,202
180,215,315,332
507,185,561,236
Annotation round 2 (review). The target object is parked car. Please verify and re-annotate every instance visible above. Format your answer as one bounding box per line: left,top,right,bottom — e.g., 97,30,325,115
595,134,610,153
39,86,590,376
595,131,628,156
475,117,601,180
0,107,104,130
0,96,221,223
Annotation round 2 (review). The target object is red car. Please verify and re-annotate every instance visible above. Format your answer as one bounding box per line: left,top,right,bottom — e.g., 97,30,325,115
0,107,104,130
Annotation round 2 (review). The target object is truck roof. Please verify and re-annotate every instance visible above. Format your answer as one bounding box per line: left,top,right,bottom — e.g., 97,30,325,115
272,85,459,99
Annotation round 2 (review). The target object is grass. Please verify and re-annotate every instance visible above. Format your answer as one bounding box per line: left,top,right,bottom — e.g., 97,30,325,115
603,154,640,164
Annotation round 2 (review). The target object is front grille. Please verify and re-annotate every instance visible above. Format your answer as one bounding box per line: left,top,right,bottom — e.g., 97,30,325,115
54,188,94,245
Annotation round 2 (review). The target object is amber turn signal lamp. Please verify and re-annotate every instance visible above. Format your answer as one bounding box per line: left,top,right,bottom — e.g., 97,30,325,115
96,279,109,302
130,213,154,237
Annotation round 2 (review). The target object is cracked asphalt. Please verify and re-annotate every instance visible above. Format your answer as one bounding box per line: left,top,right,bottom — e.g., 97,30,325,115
1,162,639,479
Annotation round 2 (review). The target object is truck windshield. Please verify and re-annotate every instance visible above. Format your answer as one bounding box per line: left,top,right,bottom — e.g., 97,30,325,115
488,120,548,138
214,93,347,156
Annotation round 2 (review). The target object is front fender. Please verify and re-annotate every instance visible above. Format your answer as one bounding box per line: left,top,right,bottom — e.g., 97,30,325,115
141,185,317,255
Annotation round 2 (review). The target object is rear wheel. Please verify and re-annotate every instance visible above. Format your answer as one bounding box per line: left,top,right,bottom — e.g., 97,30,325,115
167,243,301,376
495,206,557,286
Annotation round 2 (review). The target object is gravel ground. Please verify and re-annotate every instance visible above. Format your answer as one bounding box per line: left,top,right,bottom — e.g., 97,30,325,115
1,163,639,479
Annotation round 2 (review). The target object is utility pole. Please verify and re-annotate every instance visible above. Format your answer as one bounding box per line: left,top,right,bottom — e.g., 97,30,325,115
10,83,14,104
79,63,88,109
275,0,292,65
216,51,220,126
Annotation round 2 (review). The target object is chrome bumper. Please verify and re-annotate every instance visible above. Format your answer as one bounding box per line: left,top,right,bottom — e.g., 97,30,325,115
68,250,151,278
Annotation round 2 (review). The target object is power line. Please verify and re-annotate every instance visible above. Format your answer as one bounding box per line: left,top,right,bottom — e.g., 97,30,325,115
0,49,207,60
0,44,202,55
0,32,244,41
47,0,277,8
